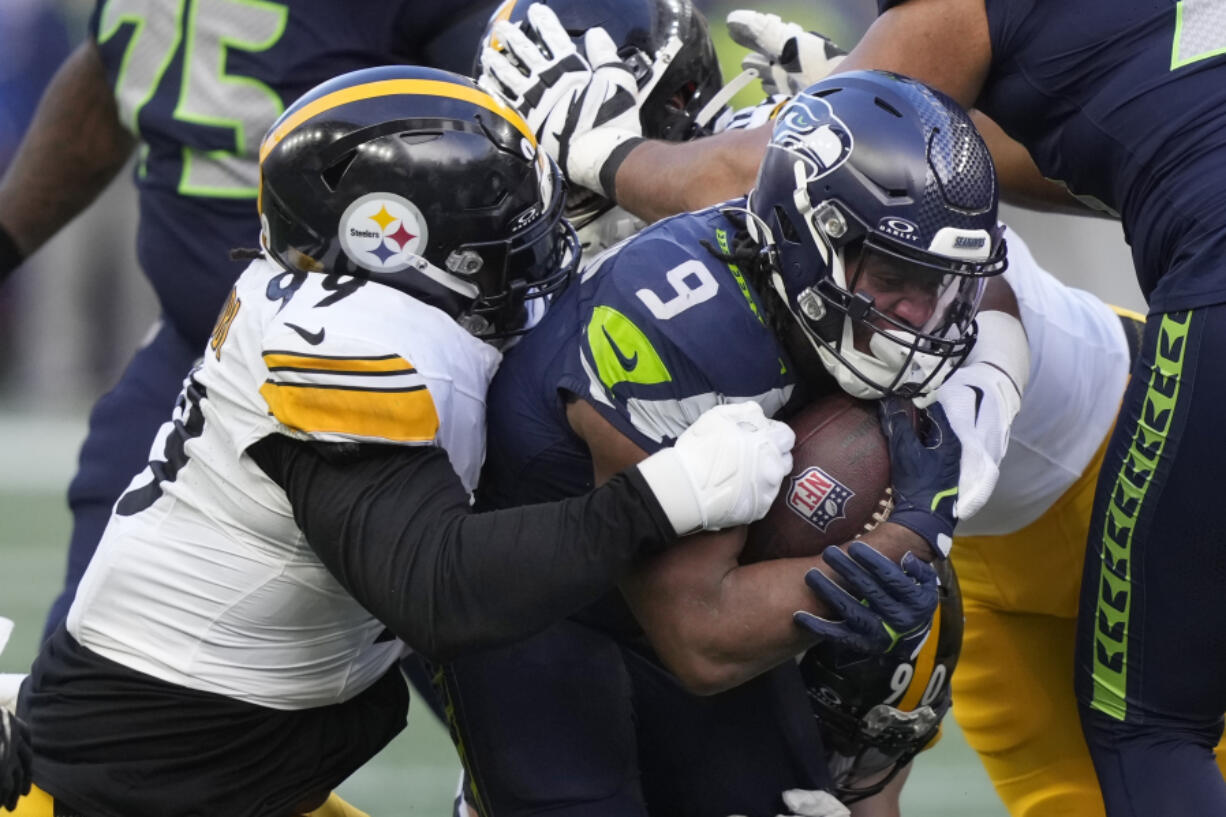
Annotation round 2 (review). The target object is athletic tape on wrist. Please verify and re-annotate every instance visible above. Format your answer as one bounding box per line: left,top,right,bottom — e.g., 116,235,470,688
599,136,646,201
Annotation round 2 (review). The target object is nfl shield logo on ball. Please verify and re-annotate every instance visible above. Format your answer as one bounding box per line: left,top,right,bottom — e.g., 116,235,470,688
787,466,854,532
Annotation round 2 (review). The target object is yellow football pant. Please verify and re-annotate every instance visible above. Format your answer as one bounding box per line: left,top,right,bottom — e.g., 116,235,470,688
951,435,1226,817
0,785,369,817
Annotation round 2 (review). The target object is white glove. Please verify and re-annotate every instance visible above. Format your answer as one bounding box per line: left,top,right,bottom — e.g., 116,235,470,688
726,10,847,97
479,4,644,197
727,788,851,817
935,310,1030,520
478,4,591,138
637,402,794,535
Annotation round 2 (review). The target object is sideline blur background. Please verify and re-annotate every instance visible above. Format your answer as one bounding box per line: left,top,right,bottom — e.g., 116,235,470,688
0,1,1143,814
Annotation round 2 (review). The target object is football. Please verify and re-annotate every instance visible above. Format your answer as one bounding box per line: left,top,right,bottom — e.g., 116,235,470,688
742,393,893,563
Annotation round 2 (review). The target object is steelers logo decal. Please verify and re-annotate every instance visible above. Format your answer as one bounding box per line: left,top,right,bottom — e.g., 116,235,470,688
338,192,429,273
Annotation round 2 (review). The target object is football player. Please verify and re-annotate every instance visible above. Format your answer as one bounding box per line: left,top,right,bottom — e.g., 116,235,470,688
653,7,1226,816
6,67,800,817
441,69,1009,817
694,14,1226,817
0,0,513,642
638,14,1226,812
840,8,1226,811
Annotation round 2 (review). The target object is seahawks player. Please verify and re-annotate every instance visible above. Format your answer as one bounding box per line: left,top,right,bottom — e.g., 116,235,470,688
8,67,798,817
442,71,1007,817
0,0,512,640
627,3,1226,814
681,15,1226,817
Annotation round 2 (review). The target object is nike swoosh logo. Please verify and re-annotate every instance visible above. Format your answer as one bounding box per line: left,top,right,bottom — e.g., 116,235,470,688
285,322,325,345
967,384,985,423
602,325,638,372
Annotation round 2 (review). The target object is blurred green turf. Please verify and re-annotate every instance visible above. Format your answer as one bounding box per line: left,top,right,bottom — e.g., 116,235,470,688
0,487,1006,816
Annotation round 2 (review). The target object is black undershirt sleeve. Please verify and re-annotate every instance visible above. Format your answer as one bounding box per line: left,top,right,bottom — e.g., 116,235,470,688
247,434,674,663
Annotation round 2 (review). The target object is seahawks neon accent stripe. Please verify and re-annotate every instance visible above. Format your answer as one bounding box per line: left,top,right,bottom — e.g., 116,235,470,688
262,350,414,375
259,78,534,162
931,486,957,512
1171,0,1226,70
898,598,944,713
1090,310,1191,721
259,379,438,442
586,305,672,390
715,228,765,326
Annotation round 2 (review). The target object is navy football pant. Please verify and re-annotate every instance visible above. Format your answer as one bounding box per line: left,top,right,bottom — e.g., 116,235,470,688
43,319,198,639
439,618,830,817
1076,305,1226,815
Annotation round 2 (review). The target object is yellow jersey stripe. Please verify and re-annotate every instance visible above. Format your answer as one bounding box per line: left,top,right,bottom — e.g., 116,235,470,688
898,600,943,713
4,782,55,816
259,78,534,162
260,381,439,442
262,351,414,375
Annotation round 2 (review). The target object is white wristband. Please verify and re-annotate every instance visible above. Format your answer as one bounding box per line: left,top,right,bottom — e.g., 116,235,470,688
635,448,703,536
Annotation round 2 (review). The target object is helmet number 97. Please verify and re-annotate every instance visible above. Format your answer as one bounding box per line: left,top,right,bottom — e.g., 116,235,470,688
635,260,719,321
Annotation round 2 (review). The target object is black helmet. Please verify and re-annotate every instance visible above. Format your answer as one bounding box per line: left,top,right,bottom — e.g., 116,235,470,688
258,65,578,337
747,70,1006,400
800,559,964,803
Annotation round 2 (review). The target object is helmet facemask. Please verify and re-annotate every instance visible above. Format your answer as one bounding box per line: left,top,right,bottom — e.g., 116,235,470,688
747,75,1008,401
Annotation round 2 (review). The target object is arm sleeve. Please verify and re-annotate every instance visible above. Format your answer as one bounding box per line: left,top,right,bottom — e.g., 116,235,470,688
247,434,674,663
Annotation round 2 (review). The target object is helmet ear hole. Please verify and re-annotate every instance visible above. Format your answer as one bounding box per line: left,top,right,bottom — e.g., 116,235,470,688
774,206,802,244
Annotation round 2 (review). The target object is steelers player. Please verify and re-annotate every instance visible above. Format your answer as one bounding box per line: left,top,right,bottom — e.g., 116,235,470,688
4,67,799,817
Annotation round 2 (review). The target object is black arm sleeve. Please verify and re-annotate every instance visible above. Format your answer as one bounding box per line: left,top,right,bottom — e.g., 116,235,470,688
247,435,674,663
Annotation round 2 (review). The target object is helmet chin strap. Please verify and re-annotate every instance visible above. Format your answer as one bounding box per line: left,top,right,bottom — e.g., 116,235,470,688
637,34,684,101
814,320,948,402
694,67,760,130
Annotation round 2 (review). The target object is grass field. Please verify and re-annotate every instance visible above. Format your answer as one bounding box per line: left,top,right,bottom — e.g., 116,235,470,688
0,417,1008,817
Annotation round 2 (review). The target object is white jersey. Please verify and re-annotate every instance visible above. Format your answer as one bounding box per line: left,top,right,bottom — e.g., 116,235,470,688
957,227,1132,536
68,259,501,709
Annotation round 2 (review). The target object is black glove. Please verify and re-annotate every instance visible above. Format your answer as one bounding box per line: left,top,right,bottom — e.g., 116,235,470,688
0,709,32,810
879,396,961,557
794,540,938,656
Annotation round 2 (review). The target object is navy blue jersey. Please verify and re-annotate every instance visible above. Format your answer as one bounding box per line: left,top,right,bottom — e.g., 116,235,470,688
90,0,497,344
480,203,800,511
880,0,1226,311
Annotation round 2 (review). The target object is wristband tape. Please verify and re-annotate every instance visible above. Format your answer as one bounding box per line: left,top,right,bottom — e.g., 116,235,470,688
599,136,645,201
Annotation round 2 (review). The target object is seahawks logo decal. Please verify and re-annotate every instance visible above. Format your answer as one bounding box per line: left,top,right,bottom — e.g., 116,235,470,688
338,192,429,274
771,95,853,182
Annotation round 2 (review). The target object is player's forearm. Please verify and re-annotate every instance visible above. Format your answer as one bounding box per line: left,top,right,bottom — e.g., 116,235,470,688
642,553,822,695
0,39,135,261
611,125,769,223
969,110,1102,217
249,435,676,664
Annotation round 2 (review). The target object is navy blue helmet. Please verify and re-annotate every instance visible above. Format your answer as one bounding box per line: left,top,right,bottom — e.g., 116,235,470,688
258,65,577,337
747,70,1006,399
